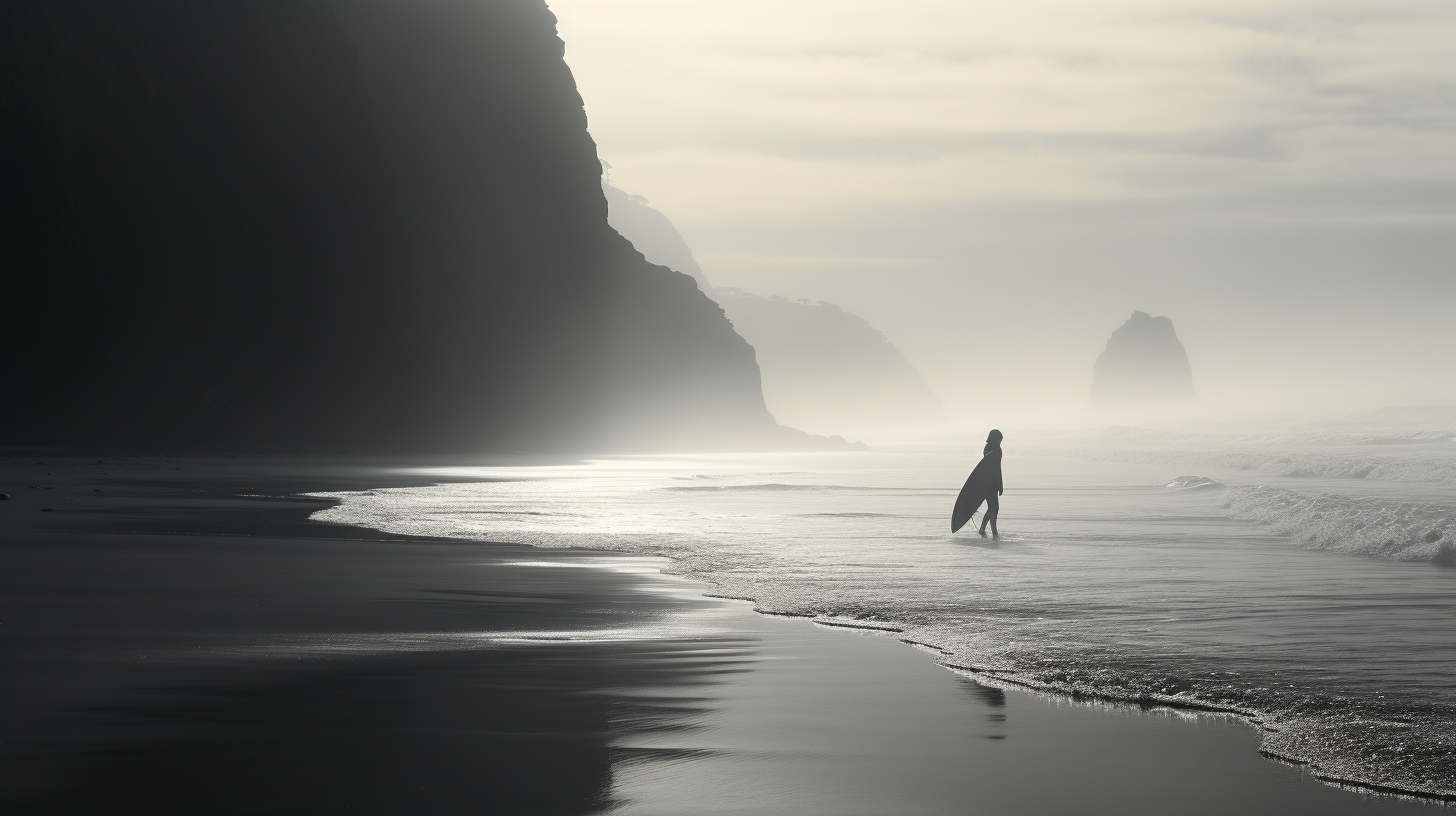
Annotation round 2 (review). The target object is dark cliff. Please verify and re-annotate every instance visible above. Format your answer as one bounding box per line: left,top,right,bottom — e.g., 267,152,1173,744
1,0,776,451
598,183,937,433
601,183,711,291
1090,311,1198,414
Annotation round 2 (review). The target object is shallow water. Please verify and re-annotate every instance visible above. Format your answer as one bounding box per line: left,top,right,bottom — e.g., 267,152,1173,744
314,443,1456,798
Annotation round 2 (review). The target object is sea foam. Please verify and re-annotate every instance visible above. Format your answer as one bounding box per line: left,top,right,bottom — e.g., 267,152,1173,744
1220,484,1456,563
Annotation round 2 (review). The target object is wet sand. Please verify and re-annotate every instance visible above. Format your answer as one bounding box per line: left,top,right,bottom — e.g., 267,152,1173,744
0,455,1442,814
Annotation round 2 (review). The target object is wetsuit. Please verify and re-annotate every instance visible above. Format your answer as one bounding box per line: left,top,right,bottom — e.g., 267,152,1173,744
981,443,1003,528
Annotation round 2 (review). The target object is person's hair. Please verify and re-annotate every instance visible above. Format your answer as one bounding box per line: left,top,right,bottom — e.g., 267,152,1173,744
986,429,1002,443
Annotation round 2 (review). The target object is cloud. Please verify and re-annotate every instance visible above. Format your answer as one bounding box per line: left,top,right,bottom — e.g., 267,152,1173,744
559,0,1454,208
597,120,1294,162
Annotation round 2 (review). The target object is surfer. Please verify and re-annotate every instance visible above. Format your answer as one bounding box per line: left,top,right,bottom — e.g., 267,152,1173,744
977,429,1004,537
950,429,1004,536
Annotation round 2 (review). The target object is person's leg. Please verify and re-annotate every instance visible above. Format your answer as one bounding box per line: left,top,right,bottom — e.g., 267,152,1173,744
983,495,999,538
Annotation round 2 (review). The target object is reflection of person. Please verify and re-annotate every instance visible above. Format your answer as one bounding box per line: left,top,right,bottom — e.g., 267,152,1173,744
979,429,1004,538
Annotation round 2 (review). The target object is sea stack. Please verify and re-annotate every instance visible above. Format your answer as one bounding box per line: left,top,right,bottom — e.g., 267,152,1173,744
1090,311,1197,414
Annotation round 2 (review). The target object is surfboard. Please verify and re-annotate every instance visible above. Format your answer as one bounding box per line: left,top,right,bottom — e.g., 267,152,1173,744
951,451,1001,533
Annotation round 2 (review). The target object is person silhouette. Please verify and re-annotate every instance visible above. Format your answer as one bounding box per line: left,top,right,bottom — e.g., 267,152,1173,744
977,429,1004,537
950,428,1005,536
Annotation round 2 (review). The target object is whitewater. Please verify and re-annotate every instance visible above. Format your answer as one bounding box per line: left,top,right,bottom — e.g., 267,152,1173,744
313,428,1456,799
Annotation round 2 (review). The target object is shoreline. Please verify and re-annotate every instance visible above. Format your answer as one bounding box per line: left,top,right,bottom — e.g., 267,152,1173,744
2,454,1447,813
731,600,1456,806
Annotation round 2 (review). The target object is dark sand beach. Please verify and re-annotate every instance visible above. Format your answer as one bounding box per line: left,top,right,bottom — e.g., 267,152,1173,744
0,456,1443,814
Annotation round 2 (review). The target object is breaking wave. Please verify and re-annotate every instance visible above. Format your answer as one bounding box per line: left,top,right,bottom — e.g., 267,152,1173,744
1221,485,1456,563
1163,475,1224,490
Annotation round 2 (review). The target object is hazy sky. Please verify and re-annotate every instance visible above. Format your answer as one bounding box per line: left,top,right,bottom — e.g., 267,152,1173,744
552,0,1455,422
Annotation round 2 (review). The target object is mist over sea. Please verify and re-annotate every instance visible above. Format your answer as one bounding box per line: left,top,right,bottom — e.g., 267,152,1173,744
314,428,1456,798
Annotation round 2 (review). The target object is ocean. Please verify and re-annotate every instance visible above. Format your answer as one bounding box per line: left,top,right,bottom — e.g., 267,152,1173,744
312,427,1456,799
